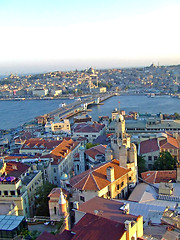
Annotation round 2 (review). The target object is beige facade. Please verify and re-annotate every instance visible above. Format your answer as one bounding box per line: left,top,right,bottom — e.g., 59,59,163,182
45,119,71,135
0,178,30,217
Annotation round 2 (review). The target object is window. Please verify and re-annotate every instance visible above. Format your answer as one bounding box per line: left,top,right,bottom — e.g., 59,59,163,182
154,156,158,161
92,135,96,137
129,176,132,181
121,182,124,187
107,191,111,197
4,191,8,196
148,156,152,161
117,184,120,190
54,207,57,215
53,168,56,173
80,196,85,202
10,191,15,196
54,176,57,181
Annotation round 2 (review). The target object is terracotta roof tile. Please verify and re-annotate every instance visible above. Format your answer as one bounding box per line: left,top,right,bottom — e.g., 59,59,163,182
141,170,176,183
85,144,106,160
140,138,159,155
51,139,79,159
21,138,62,150
159,135,179,149
5,161,30,178
70,160,130,191
79,197,138,223
73,123,105,133
70,213,125,240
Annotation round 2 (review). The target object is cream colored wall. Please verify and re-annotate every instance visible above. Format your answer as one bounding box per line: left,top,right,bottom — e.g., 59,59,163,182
49,200,61,221
26,171,43,216
73,173,131,205
136,216,143,238
0,191,29,217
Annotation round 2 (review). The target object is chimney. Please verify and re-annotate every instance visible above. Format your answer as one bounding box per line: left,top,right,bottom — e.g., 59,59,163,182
124,220,131,232
120,203,130,214
106,167,114,182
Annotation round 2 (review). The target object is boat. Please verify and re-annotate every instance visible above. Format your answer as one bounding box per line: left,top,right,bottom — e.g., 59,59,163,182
147,93,155,98
75,97,81,101
59,103,66,108
69,96,74,100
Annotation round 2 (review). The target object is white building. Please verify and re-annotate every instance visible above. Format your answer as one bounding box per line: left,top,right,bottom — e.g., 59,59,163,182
45,119,71,135
32,88,48,97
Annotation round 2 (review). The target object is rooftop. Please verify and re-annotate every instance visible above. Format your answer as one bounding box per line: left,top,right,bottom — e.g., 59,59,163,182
70,159,130,191
0,215,25,231
78,196,138,223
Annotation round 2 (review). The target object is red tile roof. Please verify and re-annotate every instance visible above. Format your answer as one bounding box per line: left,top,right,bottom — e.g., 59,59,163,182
73,123,105,133
141,170,176,183
159,134,179,149
68,213,125,240
51,139,79,164
5,161,30,178
79,197,139,223
37,231,73,240
140,138,159,155
85,144,107,160
21,138,62,150
70,160,130,191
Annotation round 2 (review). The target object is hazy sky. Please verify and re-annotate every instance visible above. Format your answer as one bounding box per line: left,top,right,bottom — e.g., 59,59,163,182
0,0,180,74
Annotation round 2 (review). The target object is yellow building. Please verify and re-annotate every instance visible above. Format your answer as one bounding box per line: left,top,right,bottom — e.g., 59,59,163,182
0,161,43,217
70,159,136,205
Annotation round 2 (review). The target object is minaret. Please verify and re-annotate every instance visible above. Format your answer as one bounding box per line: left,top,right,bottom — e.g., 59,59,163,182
59,189,69,230
79,145,85,173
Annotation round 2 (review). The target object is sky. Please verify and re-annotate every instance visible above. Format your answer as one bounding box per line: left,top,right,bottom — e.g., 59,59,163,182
0,0,180,74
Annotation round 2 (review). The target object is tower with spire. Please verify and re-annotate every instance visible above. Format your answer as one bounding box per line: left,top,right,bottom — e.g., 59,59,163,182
58,188,69,230
110,111,138,184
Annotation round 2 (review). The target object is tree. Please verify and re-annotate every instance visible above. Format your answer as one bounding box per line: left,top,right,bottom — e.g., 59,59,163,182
137,155,147,175
153,151,177,170
35,181,57,216
86,143,98,149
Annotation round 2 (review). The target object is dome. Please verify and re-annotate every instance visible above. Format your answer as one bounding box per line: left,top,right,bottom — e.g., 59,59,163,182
79,145,85,150
60,173,69,181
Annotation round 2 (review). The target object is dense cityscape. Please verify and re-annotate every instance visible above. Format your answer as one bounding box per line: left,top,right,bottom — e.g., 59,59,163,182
1,64,180,99
0,64,180,239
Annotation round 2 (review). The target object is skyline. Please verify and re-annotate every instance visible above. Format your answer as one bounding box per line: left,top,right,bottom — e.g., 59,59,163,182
0,0,180,74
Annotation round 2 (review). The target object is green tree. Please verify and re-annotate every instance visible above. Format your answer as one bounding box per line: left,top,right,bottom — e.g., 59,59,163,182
153,151,177,170
35,181,57,216
137,155,147,175
86,143,98,149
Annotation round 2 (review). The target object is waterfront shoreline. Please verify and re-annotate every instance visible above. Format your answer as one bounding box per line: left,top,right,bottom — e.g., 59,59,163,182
1,95,180,131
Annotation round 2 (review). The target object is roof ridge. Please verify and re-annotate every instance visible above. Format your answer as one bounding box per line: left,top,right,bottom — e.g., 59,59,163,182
91,172,100,191
154,171,157,183
82,173,91,190
74,170,91,188
144,171,156,181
